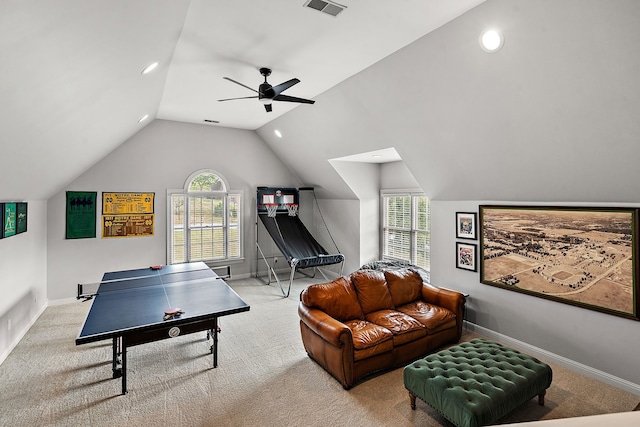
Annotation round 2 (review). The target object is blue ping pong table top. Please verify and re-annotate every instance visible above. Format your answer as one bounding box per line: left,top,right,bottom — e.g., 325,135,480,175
77,262,250,344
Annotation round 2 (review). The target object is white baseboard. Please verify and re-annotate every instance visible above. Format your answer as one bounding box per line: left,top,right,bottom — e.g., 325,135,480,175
0,302,48,366
466,322,640,397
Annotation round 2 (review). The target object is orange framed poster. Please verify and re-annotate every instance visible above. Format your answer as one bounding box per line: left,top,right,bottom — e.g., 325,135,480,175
102,192,154,238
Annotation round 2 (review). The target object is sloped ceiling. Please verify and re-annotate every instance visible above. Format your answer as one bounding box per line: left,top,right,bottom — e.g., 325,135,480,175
258,0,640,202
0,0,484,201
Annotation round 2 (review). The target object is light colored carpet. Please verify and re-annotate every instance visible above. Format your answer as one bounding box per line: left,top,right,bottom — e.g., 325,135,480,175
0,277,638,426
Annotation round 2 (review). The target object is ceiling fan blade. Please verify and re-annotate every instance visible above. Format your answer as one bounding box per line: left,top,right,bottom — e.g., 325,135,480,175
273,94,315,104
223,77,258,93
272,78,300,96
264,104,273,112
218,96,258,102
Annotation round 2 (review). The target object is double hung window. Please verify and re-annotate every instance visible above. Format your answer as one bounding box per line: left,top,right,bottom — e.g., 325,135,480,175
381,190,430,271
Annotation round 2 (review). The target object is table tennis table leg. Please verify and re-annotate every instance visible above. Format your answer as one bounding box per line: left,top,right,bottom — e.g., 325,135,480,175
212,317,218,368
111,336,128,394
112,337,123,378
121,340,128,395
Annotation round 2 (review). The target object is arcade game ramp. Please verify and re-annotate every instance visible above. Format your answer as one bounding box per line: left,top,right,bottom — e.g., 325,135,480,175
259,214,344,270
256,186,344,297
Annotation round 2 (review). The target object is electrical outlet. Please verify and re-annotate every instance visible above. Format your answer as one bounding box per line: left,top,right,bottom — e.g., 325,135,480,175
7,318,11,331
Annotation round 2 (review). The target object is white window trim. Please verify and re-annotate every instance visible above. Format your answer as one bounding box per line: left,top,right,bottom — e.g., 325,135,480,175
380,188,429,270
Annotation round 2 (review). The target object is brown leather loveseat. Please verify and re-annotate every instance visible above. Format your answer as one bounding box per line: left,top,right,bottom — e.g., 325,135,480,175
298,268,466,389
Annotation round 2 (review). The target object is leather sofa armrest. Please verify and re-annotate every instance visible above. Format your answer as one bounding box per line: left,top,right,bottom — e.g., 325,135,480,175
422,283,465,317
298,302,351,348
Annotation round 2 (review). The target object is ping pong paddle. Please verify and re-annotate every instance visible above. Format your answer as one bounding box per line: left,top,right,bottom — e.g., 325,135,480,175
163,308,184,321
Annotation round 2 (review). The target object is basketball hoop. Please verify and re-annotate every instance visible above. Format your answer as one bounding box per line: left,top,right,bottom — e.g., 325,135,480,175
286,203,298,217
265,203,278,217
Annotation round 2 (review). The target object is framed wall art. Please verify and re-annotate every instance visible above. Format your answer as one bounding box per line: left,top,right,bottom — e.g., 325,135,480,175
16,202,27,234
480,205,639,321
3,202,17,238
456,212,477,240
102,192,154,238
66,191,97,239
456,242,477,272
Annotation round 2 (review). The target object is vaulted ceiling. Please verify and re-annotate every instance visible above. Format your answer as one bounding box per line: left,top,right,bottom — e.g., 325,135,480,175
0,0,484,201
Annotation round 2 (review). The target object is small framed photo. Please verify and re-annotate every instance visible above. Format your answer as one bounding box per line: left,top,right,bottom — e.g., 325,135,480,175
456,212,477,240
456,242,477,272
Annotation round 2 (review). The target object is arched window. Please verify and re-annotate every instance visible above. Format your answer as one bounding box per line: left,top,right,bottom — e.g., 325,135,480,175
167,170,242,264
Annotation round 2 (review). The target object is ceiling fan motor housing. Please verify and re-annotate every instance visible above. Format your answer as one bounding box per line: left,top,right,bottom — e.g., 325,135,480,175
259,82,275,101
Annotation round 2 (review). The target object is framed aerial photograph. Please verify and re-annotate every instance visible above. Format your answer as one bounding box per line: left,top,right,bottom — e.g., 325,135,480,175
456,212,477,240
456,242,477,272
480,205,640,321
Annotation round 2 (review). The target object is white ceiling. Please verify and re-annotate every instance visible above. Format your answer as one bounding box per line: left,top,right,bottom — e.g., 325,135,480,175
0,0,484,201
158,0,485,130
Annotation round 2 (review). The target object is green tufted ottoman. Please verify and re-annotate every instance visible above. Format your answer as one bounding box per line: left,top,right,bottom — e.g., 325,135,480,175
403,338,552,427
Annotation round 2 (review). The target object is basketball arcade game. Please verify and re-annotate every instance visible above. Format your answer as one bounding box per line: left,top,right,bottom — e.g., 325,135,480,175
256,187,344,297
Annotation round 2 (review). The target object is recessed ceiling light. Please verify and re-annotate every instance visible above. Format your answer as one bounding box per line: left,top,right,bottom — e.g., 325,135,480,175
274,130,282,138
141,62,158,74
138,114,149,123
480,29,504,53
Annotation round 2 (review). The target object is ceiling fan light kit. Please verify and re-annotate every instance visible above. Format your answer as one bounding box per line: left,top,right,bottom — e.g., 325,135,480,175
218,67,315,112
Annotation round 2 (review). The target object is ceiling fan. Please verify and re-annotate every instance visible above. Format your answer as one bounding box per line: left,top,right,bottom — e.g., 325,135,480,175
218,67,315,112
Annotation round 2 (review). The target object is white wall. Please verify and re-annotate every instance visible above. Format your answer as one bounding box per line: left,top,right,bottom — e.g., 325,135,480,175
329,161,380,266
0,201,47,363
430,200,640,387
315,198,361,274
46,120,301,301
380,161,421,190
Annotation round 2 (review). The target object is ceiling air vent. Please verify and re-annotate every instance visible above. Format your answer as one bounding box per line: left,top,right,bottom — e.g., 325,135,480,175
304,0,346,17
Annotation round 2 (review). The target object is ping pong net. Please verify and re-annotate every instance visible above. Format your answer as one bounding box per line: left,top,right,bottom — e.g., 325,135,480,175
76,267,220,301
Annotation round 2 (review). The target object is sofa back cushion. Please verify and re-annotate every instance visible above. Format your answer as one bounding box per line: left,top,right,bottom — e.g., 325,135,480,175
301,276,364,321
385,269,423,307
350,270,395,314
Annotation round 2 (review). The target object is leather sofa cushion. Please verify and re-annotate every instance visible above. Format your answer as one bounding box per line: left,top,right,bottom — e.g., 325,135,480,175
397,301,457,334
350,270,394,315
344,319,394,361
302,276,364,321
365,310,426,346
384,269,422,307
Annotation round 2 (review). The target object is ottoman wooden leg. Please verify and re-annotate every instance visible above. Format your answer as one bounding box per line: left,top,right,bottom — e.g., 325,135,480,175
538,390,546,406
409,392,416,410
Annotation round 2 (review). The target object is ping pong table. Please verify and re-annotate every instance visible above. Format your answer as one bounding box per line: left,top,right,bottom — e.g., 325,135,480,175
76,262,250,394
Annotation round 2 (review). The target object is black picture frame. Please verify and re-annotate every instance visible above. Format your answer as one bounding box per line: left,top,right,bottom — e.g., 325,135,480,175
3,202,16,238
16,202,27,234
456,212,477,240
456,242,477,272
480,205,640,321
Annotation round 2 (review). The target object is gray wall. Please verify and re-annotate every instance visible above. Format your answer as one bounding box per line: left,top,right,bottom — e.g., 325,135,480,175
46,120,302,301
